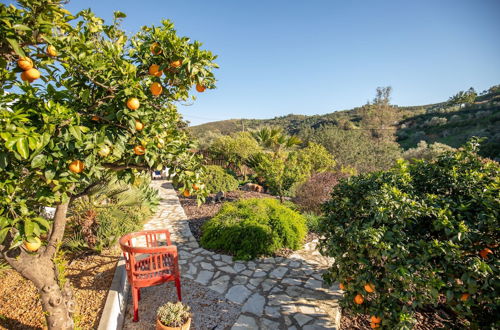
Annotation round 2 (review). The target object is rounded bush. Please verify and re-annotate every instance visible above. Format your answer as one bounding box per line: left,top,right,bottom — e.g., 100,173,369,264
319,140,499,328
200,198,307,260
204,165,239,193
294,171,348,214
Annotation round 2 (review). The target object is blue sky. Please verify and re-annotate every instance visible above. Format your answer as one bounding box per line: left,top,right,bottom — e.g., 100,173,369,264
7,0,500,125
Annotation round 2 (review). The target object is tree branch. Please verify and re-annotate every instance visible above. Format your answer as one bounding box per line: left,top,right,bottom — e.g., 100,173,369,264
102,163,150,171
43,203,69,258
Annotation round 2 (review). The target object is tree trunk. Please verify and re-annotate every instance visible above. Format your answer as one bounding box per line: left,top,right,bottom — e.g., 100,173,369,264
0,203,75,330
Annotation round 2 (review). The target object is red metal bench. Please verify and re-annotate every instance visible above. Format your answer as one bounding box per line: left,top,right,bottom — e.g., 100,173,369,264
119,229,182,322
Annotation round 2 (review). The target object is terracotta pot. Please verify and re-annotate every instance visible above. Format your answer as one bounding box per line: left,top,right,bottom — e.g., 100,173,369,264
156,317,191,330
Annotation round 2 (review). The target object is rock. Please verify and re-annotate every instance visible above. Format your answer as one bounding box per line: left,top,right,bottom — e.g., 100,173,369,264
261,318,280,329
213,254,222,260
195,270,214,285
233,275,249,285
192,255,204,263
231,315,258,329
225,285,252,304
294,313,313,326
221,255,233,263
253,270,267,277
209,275,230,294
264,306,280,318
247,261,256,270
215,261,226,267
234,263,246,272
281,277,302,286
187,264,197,275
200,262,214,270
219,266,236,274
261,279,276,292
305,278,323,290
289,261,301,268
241,293,265,316
269,266,288,279
241,270,253,277
249,277,264,287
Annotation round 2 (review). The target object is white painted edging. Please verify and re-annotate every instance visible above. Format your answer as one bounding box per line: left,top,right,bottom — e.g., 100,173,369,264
97,257,129,330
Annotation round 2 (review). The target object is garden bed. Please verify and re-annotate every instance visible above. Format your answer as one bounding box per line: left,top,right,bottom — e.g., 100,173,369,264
0,248,120,330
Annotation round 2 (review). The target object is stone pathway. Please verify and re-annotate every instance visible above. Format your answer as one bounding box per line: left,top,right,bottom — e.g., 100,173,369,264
123,181,341,329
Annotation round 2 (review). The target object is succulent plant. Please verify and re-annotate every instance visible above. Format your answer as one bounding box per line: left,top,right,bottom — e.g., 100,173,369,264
157,302,191,327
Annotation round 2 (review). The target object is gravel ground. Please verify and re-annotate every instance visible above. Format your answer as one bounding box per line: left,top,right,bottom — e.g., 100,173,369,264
122,278,240,330
0,248,120,330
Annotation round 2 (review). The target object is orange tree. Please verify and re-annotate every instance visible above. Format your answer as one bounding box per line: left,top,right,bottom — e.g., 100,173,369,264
0,1,217,328
319,139,499,328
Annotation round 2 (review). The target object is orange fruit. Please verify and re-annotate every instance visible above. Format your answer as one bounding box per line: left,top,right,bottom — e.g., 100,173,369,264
339,283,345,290
91,115,100,121
127,98,140,110
192,184,200,191
134,145,145,155
150,42,162,55
460,293,470,301
364,283,375,293
23,237,41,252
150,82,163,96
354,294,364,305
479,248,492,259
170,60,182,68
183,190,191,197
24,68,41,81
135,120,144,131
148,64,162,77
196,84,206,93
370,322,380,329
20,71,34,83
46,45,57,57
370,316,382,324
69,160,84,173
17,57,33,70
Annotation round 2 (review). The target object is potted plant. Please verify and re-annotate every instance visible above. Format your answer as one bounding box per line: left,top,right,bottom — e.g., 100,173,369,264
156,301,192,330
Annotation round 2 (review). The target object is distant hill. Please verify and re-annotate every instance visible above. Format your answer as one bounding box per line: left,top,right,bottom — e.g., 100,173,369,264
189,89,500,160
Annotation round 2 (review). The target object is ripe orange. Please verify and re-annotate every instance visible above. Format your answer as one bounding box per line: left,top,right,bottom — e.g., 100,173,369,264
370,322,380,329
364,283,375,293
23,237,41,252
20,71,34,83
17,57,33,70
183,190,191,197
370,316,382,324
192,184,200,191
150,82,163,96
170,60,182,68
134,145,145,155
354,294,364,305
24,68,41,81
148,64,162,77
460,293,470,301
150,42,162,55
479,248,492,259
46,45,57,57
91,115,100,121
69,160,84,173
127,98,140,110
135,120,144,131
196,84,206,93
339,283,345,290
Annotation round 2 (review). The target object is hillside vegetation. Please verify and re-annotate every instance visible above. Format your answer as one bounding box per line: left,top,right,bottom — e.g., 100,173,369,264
190,86,500,160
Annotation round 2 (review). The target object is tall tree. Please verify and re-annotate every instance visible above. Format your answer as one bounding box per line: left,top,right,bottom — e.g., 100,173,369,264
0,1,217,328
359,86,399,142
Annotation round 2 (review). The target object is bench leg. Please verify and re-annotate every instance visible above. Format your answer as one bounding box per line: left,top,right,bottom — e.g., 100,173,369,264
132,287,139,322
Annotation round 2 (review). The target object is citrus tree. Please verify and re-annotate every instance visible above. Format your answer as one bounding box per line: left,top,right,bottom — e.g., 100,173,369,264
0,1,217,328
319,139,499,328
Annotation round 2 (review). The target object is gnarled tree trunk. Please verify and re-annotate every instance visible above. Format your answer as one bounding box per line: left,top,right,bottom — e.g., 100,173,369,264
1,203,75,330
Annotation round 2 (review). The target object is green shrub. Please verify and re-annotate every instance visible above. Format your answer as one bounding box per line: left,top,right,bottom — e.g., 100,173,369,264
319,139,499,328
204,165,239,193
200,198,307,260
303,212,323,233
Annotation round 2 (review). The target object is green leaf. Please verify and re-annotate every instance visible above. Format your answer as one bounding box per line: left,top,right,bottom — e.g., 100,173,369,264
34,217,51,230
24,219,34,237
6,38,25,57
16,137,29,159
13,24,31,31
0,228,9,244
31,154,46,168
69,126,81,141
0,152,7,169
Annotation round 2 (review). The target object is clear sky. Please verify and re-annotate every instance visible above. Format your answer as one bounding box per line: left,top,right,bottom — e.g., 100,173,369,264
7,0,500,126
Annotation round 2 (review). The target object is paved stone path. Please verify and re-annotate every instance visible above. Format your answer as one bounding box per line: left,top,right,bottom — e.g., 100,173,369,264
123,181,341,329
